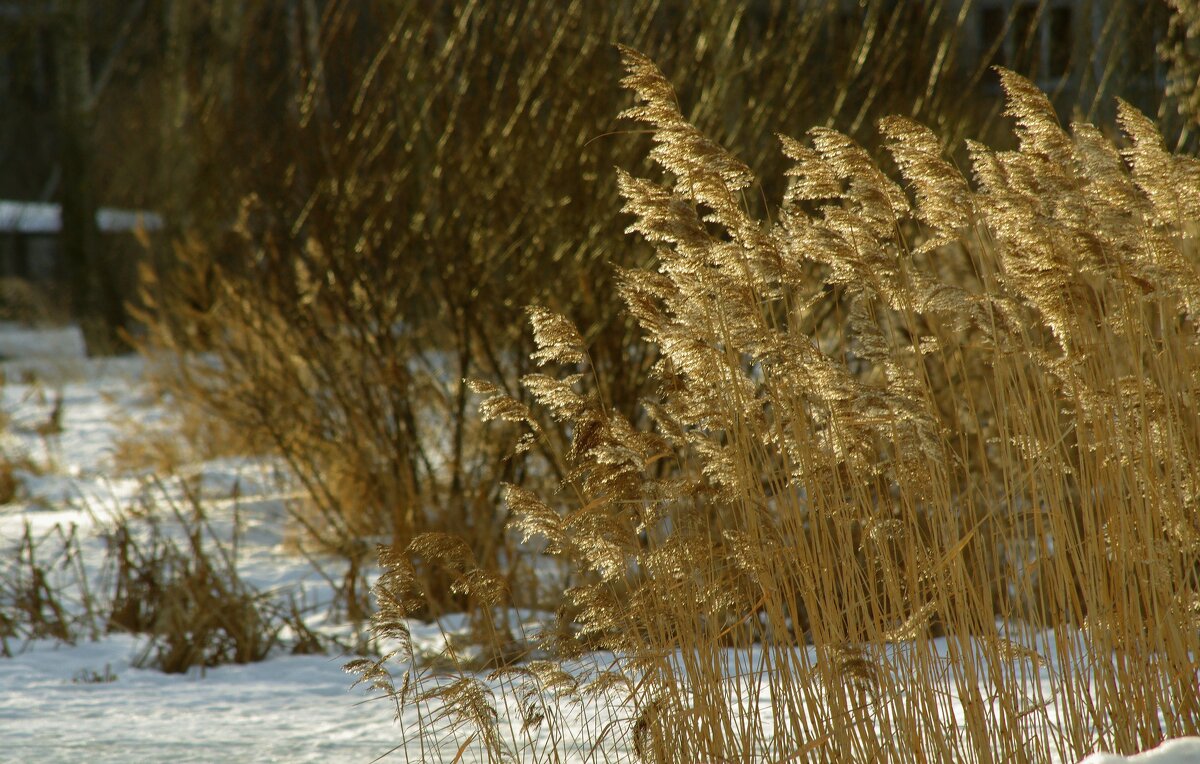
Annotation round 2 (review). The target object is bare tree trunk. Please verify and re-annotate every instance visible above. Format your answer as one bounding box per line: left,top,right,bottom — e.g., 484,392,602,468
286,0,304,127
54,0,109,348
299,0,331,128
206,0,245,110
160,0,193,234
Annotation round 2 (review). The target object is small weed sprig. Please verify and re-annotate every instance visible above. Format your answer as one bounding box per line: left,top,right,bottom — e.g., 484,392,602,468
0,521,97,655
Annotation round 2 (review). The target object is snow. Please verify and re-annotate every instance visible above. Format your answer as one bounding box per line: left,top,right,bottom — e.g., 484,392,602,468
0,347,404,762
0,325,1195,762
1078,739,1200,764
0,636,400,764
0,322,87,361
0,200,164,234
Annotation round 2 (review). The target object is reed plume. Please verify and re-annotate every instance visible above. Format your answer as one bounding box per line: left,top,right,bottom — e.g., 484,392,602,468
358,46,1200,762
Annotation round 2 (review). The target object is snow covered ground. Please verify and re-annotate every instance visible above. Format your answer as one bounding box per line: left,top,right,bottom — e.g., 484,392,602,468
0,346,409,762
1078,739,1200,764
0,635,400,763
0,338,636,762
0,328,1196,763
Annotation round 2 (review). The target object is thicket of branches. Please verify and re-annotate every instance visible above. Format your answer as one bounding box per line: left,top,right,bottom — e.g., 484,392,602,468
135,0,978,594
132,1,1184,610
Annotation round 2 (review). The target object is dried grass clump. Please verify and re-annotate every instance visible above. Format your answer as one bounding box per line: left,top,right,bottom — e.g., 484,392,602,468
0,522,97,654
0,451,41,505
105,492,283,673
356,49,1200,763
1,481,332,670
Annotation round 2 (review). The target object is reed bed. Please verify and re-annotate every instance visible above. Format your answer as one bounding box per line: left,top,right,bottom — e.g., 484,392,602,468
351,46,1200,764
112,1,1200,759
138,0,1167,609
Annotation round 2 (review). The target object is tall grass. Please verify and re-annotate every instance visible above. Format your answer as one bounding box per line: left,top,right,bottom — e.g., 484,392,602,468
352,46,1200,763
136,0,1179,622
120,2,1199,757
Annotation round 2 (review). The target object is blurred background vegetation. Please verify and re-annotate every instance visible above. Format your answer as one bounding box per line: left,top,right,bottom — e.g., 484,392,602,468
0,0,1192,610
0,2,1185,344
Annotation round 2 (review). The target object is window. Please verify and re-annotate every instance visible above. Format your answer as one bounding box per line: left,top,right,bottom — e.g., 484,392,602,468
1047,7,1072,78
1012,3,1041,78
835,10,859,51
981,5,1008,68
1128,0,1170,87
978,2,1073,85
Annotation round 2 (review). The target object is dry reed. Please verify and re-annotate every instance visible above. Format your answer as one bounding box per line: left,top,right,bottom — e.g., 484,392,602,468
352,44,1200,764
137,0,1176,624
